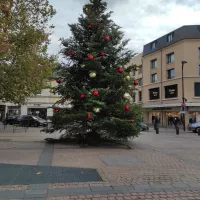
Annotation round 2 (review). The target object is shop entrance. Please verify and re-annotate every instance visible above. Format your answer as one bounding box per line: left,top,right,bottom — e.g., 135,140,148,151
166,112,182,126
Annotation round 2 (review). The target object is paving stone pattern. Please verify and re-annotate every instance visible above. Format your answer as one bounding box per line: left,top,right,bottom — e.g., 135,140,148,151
0,164,102,185
2,184,200,199
38,144,54,166
2,128,200,199
100,156,143,166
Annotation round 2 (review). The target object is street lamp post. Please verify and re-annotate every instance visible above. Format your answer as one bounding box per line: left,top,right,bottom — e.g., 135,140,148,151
181,61,187,132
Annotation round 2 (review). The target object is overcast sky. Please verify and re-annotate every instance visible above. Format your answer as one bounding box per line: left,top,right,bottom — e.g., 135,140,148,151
48,0,200,56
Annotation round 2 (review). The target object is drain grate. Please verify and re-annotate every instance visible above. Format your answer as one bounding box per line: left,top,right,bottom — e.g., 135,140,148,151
0,164,102,185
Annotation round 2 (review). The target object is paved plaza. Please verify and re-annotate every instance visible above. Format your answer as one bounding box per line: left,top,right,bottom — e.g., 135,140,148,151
1,124,200,199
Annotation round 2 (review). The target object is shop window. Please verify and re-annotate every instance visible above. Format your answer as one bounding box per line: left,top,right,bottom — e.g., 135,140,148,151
194,82,200,97
149,88,160,100
165,84,178,98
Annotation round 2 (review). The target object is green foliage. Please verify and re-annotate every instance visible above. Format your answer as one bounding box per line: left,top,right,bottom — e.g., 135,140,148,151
52,0,143,141
0,0,56,104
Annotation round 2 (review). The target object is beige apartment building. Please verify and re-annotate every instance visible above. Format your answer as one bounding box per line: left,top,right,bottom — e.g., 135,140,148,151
142,25,200,126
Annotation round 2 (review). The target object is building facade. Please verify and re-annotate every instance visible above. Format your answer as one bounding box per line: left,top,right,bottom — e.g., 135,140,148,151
0,80,61,120
142,25,200,126
125,53,143,104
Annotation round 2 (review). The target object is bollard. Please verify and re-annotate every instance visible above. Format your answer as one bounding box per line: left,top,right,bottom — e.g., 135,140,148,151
176,127,179,135
156,128,159,134
198,128,200,136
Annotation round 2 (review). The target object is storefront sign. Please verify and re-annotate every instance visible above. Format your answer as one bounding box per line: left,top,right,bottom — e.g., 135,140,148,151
165,84,178,98
149,88,160,100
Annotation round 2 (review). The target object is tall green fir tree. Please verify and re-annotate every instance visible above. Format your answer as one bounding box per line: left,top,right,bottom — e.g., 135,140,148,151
52,0,144,143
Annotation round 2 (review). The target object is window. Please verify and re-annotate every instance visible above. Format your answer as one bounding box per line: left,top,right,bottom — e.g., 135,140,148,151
149,88,160,100
139,91,142,102
198,47,200,57
151,73,157,83
165,84,178,99
167,69,175,79
151,42,156,50
151,59,157,69
199,65,200,76
139,67,142,74
133,95,136,102
139,79,143,86
167,53,174,64
167,33,173,42
195,83,200,97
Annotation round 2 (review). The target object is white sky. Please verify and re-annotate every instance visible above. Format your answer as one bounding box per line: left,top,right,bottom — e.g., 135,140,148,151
48,0,200,56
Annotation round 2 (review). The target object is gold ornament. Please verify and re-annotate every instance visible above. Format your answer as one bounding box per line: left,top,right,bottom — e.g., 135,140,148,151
93,108,100,113
89,72,96,78
126,76,131,81
135,67,139,71
123,93,130,99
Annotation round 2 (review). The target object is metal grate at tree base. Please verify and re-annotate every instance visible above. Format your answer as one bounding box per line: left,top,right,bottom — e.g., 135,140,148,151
0,164,102,185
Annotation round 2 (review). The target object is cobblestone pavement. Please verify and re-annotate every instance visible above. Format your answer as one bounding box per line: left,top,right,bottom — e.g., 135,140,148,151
47,191,200,200
1,127,200,199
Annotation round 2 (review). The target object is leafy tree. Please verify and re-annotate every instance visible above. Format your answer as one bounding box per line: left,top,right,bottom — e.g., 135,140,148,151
52,0,143,144
0,0,56,104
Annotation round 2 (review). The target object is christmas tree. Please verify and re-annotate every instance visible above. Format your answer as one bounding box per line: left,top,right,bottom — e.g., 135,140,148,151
52,0,143,144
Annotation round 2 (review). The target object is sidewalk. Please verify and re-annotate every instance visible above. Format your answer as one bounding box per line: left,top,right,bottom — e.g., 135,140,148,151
0,124,61,142
0,127,200,199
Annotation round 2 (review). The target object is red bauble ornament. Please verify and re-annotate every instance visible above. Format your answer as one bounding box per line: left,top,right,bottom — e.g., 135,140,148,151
88,24,92,29
125,105,130,111
93,90,99,96
70,51,75,56
134,81,139,86
130,120,135,124
104,36,110,41
118,68,124,73
88,55,94,60
100,52,105,56
88,114,92,120
56,79,61,84
54,109,59,113
80,94,85,99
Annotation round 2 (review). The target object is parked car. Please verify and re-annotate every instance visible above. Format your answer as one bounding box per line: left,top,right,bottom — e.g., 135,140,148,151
139,122,149,131
17,115,47,127
2,115,19,125
188,122,200,133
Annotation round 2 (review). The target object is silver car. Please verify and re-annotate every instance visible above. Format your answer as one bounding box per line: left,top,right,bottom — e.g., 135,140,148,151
188,122,200,133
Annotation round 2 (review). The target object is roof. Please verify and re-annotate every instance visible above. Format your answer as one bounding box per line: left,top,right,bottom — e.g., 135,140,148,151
143,25,200,57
